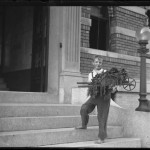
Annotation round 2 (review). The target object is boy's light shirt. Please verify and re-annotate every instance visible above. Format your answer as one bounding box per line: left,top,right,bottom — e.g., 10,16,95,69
88,68,106,82
86,68,124,109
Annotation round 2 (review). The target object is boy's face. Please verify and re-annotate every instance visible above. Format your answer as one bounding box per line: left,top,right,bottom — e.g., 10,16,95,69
93,58,103,70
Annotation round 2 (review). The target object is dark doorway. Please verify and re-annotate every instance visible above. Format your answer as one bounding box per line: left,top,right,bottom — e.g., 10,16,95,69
0,6,49,92
31,6,49,92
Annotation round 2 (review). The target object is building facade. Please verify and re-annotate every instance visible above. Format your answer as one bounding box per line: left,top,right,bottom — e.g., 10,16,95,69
0,6,150,103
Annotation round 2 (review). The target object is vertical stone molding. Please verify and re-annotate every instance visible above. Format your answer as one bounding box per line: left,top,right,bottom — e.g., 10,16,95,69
63,6,81,72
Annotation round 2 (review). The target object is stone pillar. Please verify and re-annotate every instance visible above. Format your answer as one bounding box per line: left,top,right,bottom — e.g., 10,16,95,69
59,6,82,103
47,7,60,95
61,6,81,72
47,6,82,103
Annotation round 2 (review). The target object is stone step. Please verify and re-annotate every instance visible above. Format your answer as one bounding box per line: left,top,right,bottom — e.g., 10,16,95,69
0,91,58,103
0,104,81,117
0,126,123,147
0,103,123,121
0,105,123,131
0,110,123,132
42,138,141,148
0,115,96,132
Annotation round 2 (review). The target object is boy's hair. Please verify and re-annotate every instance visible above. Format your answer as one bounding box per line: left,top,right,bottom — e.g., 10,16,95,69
92,55,103,62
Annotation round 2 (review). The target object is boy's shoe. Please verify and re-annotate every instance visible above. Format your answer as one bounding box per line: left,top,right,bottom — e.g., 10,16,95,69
75,126,87,129
95,139,105,144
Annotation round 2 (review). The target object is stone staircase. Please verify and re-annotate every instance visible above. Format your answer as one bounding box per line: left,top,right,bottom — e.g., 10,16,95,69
0,91,141,147
44,138,141,148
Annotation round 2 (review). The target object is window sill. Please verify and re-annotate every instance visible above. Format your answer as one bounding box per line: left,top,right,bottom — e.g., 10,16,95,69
80,47,150,63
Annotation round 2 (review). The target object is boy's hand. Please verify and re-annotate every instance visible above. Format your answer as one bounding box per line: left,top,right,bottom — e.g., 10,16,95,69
112,86,118,93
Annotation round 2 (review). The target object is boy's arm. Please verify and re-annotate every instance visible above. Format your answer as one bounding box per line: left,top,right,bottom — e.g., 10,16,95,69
86,72,92,97
88,72,92,82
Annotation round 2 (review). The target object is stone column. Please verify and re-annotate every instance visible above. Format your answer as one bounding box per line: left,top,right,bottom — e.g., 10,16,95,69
59,6,82,103
61,6,81,72
47,7,60,95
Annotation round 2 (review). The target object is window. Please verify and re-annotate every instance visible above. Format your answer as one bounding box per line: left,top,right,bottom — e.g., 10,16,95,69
89,6,109,51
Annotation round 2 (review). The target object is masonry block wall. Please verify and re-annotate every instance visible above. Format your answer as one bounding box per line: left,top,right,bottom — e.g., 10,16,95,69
80,6,150,80
111,7,146,56
111,33,140,57
81,6,91,48
81,52,139,78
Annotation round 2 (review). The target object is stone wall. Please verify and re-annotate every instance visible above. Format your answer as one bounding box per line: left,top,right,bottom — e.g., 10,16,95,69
80,6,150,80
80,51,141,78
120,109,150,147
80,47,150,80
110,6,146,56
111,33,139,56
80,6,91,48
112,7,145,31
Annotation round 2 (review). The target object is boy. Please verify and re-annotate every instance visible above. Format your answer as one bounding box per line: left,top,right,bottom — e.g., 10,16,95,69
76,55,117,144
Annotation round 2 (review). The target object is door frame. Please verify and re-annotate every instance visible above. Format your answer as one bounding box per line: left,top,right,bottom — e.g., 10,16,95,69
31,6,50,92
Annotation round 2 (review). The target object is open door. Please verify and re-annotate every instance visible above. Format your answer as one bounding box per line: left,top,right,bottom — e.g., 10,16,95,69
31,6,49,92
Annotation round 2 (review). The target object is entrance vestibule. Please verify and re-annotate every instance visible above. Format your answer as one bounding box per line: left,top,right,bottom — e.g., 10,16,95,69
0,6,49,92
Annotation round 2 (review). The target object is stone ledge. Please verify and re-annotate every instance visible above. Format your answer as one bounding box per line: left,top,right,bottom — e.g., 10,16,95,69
60,71,82,77
111,26,135,37
81,17,91,26
120,6,145,15
80,47,150,64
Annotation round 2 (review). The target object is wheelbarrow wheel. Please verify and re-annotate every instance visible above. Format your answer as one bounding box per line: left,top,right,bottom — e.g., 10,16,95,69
123,77,136,91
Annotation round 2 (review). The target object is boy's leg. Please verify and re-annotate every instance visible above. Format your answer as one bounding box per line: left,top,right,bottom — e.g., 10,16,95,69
76,97,96,129
96,93,111,142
